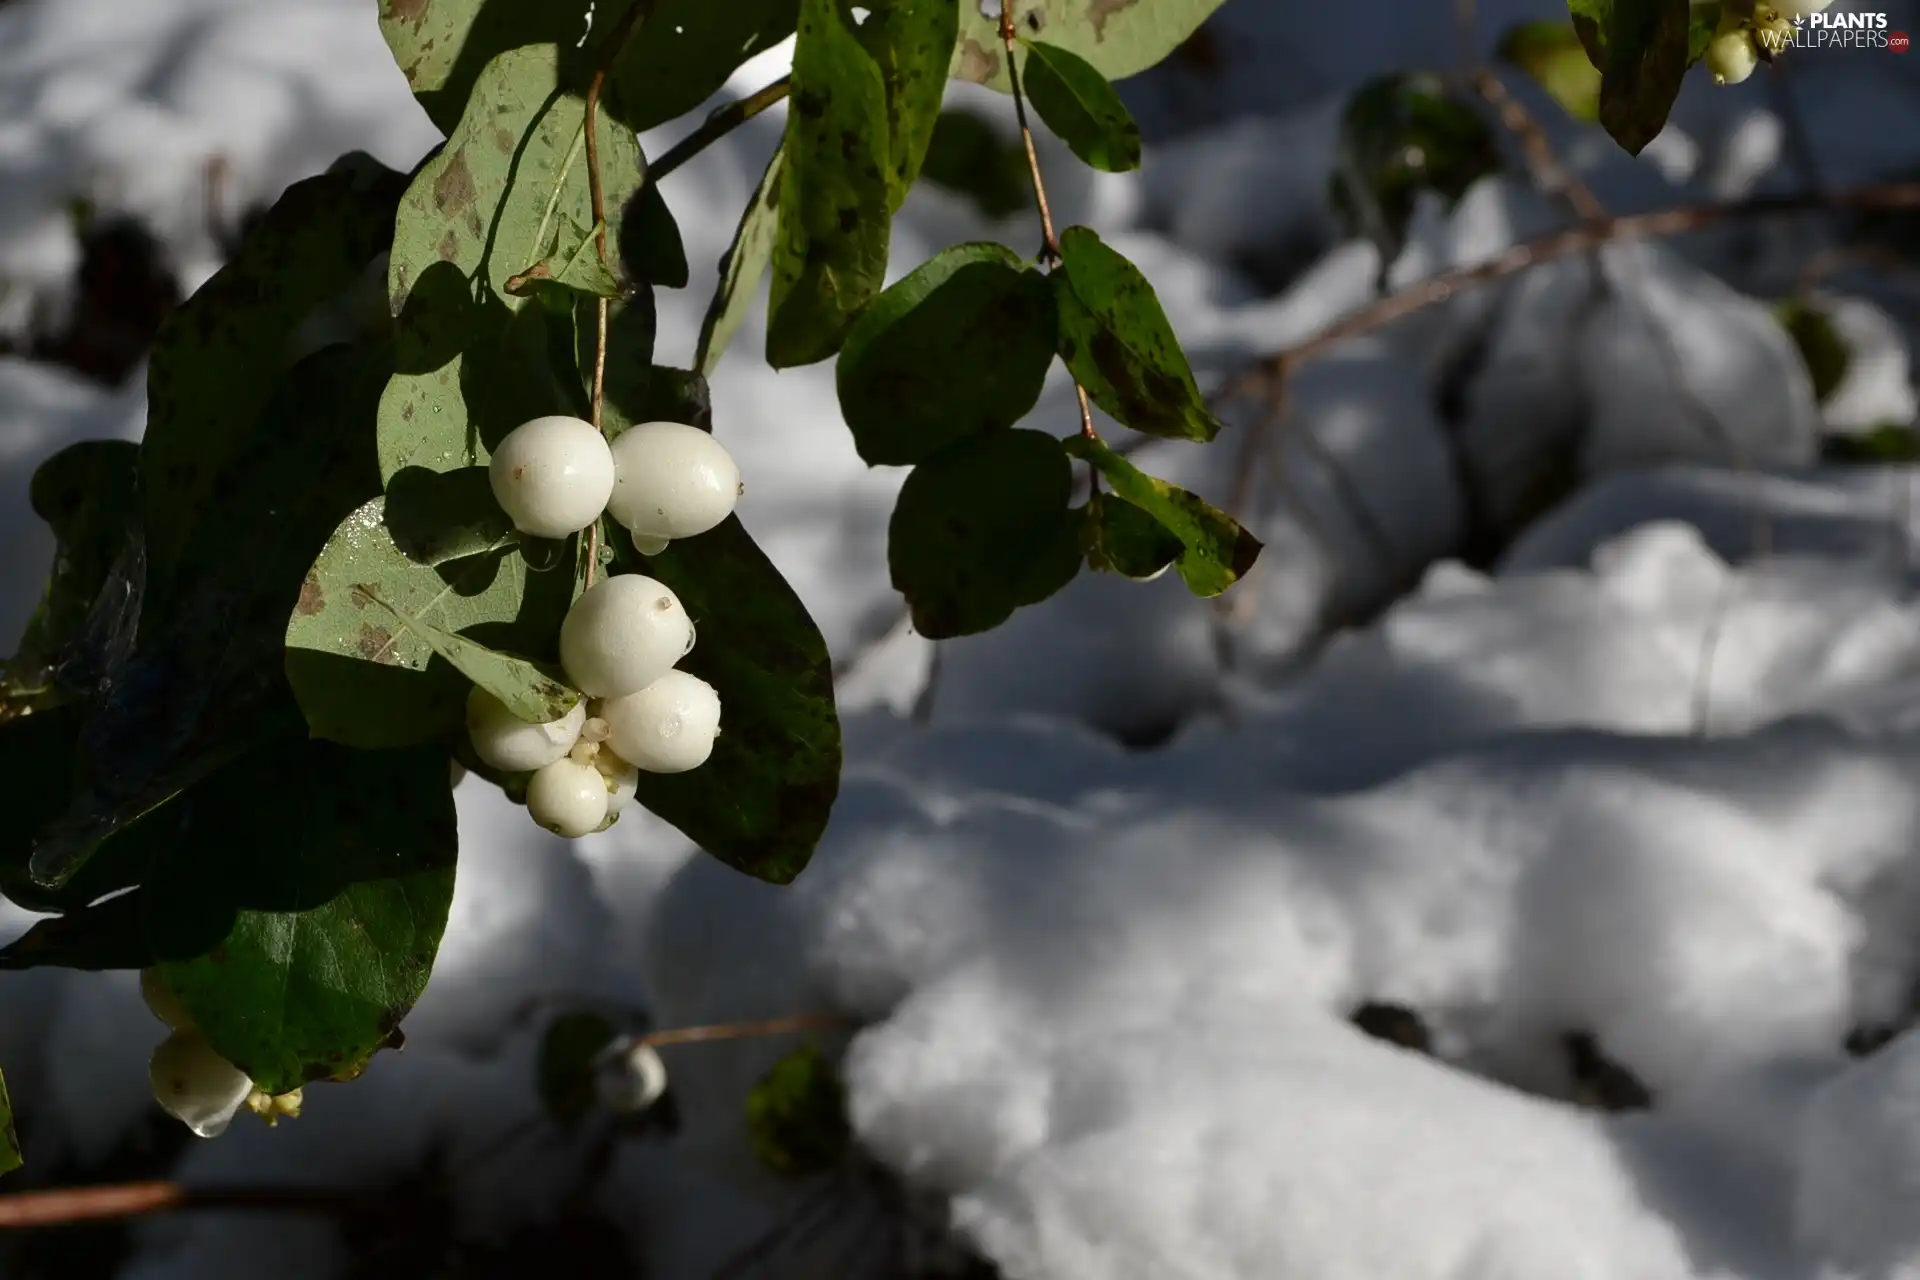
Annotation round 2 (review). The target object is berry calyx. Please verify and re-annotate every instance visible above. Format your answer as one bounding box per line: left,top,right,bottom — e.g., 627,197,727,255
595,749,639,816
601,670,722,775
527,757,611,838
150,1030,255,1139
558,575,695,699
466,687,586,773
488,415,616,540
606,422,742,545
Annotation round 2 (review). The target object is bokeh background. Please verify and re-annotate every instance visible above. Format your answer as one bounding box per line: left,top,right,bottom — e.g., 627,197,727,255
8,0,1920,1276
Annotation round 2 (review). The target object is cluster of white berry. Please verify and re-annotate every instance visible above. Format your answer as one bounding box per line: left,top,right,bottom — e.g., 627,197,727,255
1703,0,1831,85
474,416,741,839
141,968,300,1137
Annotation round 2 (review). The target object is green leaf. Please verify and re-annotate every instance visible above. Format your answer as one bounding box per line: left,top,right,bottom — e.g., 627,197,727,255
1019,40,1142,172
1064,434,1261,597
836,243,1057,466
1568,0,1695,155
748,1045,851,1179
695,145,785,376
1775,297,1850,405
1500,21,1603,121
378,0,599,135
362,587,582,725
538,1011,621,1127
611,0,800,133
146,740,457,1095
919,108,1031,219
27,346,388,891
603,372,840,885
951,0,1229,93
379,43,652,482
1053,226,1222,442
766,0,894,368
855,0,962,206
889,429,1082,639
285,496,570,749
1081,491,1182,580
1824,424,1920,465
142,158,404,605
9,440,140,694
1329,73,1500,265
0,1068,18,1178
505,217,624,301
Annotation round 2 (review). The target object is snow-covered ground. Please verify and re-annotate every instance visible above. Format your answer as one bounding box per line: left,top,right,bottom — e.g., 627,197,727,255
7,0,1920,1276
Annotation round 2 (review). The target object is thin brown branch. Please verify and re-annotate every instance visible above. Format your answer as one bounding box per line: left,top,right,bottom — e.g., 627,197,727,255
1001,6,1062,263
1468,67,1606,223
641,1012,850,1050
0,1181,373,1229
1217,180,1920,404
651,76,793,184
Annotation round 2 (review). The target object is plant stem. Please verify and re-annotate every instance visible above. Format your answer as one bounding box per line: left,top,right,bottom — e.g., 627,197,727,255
651,76,793,184
998,5,1096,441
641,1012,849,1049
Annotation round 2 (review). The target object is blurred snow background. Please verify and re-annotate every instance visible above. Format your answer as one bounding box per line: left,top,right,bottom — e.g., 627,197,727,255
5,0,1920,1276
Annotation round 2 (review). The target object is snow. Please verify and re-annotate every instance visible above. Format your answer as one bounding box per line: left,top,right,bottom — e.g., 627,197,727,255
6,0,1920,1277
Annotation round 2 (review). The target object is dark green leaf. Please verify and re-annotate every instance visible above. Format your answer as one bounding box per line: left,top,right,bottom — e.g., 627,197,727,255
146,740,457,1095
1569,0,1695,155
286,495,570,749
1329,73,1500,265
362,587,582,725
603,372,840,885
142,158,404,606
28,346,388,890
611,0,800,133
888,429,1081,638
505,217,624,301
748,1045,850,1179
836,243,1057,466
1064,434,1261,596
950,0,1229,92
379,43,652,482
620,180,690,291
538,1011,622,1127
8,441,140,695
1020,40,1142,172
0,1068,18,1178
1824,424,1920,465
766,0,894,368
919,108,1031,219
1500,21,1603,121
1776,297,1850,405
1053,226,1222,442
855,0,961,206
695,145,784,376
1081,491,1182,580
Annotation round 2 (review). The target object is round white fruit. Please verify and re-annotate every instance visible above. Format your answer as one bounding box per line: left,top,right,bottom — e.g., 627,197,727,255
607,422,741,543
602,670,722,774
1706,28,1758,84
466,687,586,772
488,415,616,539
527,757,611,838
141,968,196,1033
559,575,695,699
596,1039,669,1113
150,1030,255,1139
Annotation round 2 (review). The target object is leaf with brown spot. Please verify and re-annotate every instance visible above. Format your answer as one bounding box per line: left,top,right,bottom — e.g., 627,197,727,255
1064,434,1260,596
949,0,1226,92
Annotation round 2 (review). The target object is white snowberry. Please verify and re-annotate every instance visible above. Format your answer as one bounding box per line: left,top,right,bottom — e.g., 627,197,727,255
558,575,695,699
488,415,616,540
1706,28,1759,83
526,757,610,838
466,686,586,773
631,528,670,558
606,422,742,544
595,1038,669,1113
140,968,196,1033
595,749,639,816
150,1030,255,1139
602,670,722,775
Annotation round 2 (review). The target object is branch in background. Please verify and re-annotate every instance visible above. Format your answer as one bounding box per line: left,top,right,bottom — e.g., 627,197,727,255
651,76,793,184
